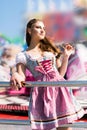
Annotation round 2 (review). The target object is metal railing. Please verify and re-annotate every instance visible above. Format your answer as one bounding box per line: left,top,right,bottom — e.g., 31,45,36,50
1,80,87,87
0,80,87,128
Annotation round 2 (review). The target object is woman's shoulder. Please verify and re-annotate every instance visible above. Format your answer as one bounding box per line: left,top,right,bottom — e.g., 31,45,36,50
16,51,27,64
17,51,25,56
17,50,30,59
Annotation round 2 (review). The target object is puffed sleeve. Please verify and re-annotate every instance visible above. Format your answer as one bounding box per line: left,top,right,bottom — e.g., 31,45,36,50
16,52,26,65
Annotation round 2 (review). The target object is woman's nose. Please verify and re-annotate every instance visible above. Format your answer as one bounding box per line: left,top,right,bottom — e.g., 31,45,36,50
41,29,45,33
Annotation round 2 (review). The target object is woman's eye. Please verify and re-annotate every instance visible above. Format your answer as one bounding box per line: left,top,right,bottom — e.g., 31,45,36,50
35,26,45,30
36,26,41,29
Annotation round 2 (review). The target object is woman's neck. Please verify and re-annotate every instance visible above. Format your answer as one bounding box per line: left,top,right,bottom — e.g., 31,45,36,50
29,39,40,49
26,43,43,56
29,43,40,50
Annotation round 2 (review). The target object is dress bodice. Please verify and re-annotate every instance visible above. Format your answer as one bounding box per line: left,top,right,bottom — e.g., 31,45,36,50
16,51,58,79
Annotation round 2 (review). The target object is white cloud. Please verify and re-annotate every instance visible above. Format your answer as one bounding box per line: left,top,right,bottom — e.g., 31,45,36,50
48,0,56,12
59,0,73,12
26,0,35,12
38,0,46,13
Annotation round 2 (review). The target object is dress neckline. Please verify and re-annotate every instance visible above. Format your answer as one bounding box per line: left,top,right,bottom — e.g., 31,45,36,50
24,51,43,61
24,51,54,61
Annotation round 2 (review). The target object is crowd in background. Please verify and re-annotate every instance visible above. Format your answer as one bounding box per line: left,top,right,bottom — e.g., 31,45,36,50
0,44,22,81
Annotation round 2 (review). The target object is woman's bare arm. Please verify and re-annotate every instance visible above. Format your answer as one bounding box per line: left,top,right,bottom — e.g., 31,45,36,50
56,44,75,77
10,63,26,90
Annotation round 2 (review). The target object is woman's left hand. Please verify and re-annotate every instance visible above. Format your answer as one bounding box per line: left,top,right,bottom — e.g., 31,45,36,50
64,43,75,58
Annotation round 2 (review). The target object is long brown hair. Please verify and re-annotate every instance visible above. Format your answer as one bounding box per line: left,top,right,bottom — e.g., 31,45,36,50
26,18,62,58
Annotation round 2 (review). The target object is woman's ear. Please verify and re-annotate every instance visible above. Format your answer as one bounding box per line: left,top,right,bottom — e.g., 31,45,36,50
27,28,31,35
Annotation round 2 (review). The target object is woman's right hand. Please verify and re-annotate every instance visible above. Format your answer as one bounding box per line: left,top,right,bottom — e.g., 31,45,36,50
10,72,25,90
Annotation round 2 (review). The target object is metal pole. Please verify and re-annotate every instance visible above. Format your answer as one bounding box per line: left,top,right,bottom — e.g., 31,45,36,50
0,80,87,87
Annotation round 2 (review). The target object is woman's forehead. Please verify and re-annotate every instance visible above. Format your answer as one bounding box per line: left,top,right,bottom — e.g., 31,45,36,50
33,21,45,27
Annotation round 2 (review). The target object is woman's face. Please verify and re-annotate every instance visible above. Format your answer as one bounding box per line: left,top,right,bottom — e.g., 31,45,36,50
29,21,46,41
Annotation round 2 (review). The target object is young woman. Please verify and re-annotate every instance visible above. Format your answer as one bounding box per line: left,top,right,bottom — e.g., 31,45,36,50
11,18,84,130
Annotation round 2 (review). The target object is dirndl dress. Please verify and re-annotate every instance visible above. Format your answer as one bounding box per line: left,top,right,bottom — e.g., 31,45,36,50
16,51,84,130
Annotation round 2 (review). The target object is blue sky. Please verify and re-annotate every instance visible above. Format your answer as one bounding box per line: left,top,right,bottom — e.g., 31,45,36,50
0,0,26,39
0,0,74,40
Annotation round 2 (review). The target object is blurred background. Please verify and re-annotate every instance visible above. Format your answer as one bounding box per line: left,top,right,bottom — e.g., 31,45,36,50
0,0,87,124
0,0,87,47
1,0,87,49
0,0,87,95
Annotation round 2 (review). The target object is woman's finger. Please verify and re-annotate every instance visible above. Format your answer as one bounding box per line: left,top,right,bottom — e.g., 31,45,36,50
10,79,19,90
